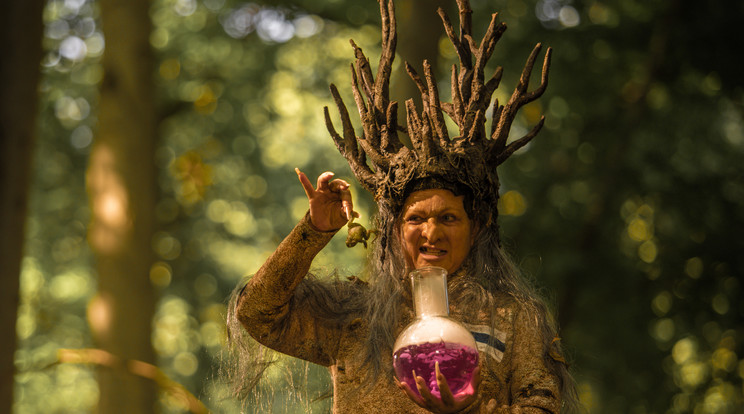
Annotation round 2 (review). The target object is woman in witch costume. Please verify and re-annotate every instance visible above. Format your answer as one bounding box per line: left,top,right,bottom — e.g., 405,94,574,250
229,0,577,412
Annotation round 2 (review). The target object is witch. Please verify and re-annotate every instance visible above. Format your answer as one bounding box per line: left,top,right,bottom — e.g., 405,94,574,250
230,0,577,412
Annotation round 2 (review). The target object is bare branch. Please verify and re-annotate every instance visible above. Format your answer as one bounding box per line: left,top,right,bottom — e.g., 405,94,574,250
424,60,450,146
382,100,402,153
328,84,358,160
465,108,485,145
450,64,464,126
495,116,545,164
437,7,469,72
351,41,375,115
471,14,504,86
405,62,429,110
490,45,552,158
489,98,502,137
375,0,396,109
325,84,377,188
405,99,423,154
323,0,552,228
456,0,473,54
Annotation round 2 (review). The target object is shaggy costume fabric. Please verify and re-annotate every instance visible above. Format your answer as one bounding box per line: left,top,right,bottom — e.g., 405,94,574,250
236,214,561,413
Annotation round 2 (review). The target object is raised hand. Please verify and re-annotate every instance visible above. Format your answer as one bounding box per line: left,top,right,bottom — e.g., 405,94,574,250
296,168,354,232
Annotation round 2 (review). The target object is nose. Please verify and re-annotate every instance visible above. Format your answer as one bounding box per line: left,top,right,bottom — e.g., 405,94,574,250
421,218,442,242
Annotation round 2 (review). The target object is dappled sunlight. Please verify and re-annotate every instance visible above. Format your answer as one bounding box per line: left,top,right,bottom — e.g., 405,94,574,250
498,190,527,217
535,0,581,28
153,296,199,359
152,231,182,261
206,199,258,237
86,144,131,255
49,269,92,302
14,364,98,413
652,318,675,343
172,150,213,205
207,239,265,277
219,3,323,43
17,0,744,413
150,261,173,288
672,337,707,388
87,292,113,343
577,380,597,412
620,198,658,264
241,174,268,199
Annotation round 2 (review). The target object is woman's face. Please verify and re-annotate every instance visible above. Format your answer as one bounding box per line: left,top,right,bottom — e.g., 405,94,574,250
399,189,474,274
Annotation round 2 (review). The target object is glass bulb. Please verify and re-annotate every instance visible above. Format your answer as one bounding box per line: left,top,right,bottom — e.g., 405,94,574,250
392,266,479,399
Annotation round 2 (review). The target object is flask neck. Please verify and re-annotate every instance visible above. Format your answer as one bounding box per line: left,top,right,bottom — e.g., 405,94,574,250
410,266,449,317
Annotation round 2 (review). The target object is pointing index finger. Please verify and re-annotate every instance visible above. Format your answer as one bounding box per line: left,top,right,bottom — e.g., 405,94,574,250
295,168,315,199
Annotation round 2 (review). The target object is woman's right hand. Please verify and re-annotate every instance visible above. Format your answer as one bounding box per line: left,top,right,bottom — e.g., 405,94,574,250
396,363,484,414
296,168,354,232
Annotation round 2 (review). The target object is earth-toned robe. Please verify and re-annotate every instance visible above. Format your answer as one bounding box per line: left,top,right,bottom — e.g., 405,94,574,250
236,214,562,413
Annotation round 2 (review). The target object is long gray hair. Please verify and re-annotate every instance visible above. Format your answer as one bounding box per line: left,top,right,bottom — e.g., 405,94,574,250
359,197,579,412
222,194,579,412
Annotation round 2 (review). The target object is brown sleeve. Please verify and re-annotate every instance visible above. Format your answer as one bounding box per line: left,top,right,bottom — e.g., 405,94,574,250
235,212,342,366
507,307,562,413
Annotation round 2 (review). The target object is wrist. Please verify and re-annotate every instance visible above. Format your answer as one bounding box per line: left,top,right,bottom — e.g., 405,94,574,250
305,210,342,233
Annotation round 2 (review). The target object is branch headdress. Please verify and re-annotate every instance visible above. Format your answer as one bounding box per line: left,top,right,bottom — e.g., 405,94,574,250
325,0,551,237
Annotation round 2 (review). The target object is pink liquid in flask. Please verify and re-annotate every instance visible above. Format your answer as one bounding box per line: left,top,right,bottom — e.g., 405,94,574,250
393,341,479,399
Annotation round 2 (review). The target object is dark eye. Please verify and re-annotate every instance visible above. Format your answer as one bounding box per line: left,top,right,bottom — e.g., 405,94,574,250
442,213,457,222
405,215,423,224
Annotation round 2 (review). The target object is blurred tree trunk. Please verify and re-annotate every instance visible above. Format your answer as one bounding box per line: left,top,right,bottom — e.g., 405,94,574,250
390,0,448,141
0,0,44,412
86,0,159,412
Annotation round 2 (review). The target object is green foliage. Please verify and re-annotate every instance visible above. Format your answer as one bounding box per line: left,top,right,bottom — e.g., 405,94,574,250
142,0,375,410
15,1,99,412
491,1,744,412
17,0,744,413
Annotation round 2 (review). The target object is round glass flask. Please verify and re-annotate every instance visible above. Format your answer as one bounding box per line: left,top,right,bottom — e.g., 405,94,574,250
392,266,479,400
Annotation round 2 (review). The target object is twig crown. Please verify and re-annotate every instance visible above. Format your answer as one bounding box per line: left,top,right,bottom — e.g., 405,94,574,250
325,0,552,231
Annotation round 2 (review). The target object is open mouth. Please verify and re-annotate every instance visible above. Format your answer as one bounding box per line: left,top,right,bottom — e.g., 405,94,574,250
419,246,447,257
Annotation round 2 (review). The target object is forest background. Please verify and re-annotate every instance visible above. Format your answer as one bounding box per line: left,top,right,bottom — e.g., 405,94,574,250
1,0,743,413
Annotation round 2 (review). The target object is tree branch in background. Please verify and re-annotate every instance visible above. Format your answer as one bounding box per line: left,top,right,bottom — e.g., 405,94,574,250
56,349,208,414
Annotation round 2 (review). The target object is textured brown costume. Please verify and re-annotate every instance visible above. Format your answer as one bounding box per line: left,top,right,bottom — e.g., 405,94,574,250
236,0,566,411
236,214,562,413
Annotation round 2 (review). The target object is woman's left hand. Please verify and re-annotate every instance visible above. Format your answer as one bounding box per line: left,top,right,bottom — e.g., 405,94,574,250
396,362,482,413
295,168,354,231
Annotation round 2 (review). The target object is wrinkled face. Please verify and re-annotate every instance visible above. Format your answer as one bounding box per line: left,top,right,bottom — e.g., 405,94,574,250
399,189,474,274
